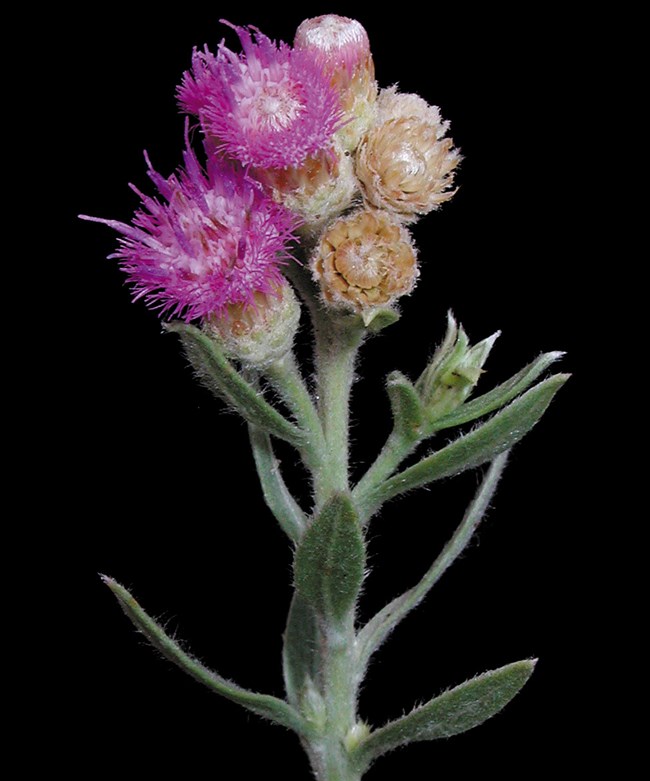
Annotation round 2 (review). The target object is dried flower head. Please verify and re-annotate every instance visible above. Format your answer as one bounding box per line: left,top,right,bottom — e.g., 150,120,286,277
312,208,418,312
294,14,377,152
356,86,461,220
79,139,298,322
178,22,342,170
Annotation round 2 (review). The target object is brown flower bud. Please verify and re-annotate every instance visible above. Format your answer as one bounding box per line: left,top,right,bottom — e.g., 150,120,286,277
312,208,418,312
356,87,461,221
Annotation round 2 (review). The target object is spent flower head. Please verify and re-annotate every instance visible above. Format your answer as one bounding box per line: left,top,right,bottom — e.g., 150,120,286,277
178,21,343,170
312,207,418,312
356,86,461,220
80,137,298,322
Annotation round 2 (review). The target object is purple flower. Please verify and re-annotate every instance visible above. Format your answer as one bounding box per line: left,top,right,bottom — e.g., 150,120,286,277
178,21,342,169
80,139,298,322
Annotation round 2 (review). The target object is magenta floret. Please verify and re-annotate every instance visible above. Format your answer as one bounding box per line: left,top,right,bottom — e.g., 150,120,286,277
178,22,342,169
80,140,299,321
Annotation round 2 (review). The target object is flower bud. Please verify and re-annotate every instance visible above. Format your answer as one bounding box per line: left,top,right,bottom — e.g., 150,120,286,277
294,15,378,152
256,144,358,232
356,86,461,221
312,207,418,313
205,281,301,370
417,313,500,419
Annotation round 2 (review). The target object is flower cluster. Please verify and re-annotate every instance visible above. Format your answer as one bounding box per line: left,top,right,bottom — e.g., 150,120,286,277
81,15,460,340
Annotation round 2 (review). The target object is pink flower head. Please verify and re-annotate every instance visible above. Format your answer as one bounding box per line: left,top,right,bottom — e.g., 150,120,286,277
80,138,299,322
178,21,342,169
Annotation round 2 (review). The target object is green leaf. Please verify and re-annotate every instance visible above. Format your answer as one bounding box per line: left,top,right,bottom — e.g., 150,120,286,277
294,494,366,622
282,592,321,709
357,373,569,517
166,322,304,448
248,426,306,541
362,307,401,333
432,350,565,431
386,371,425,441
351,659,536,768
102,576,311,736
356,452,508,674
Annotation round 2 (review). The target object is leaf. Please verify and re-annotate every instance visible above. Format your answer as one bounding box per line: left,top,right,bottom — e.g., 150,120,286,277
102,576,310,736
356,452,508,674
249,426,306,541
356,373,569,517
386,371,425,441
282,592,321,709
431,351,566,431
294,494,366,622
351,659,536,768
363,307,401,333
166,322,304,448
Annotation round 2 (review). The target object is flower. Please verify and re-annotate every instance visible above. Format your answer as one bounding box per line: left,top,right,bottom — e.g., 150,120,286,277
79,138,298,322
312,207,418,311
178,21,342,170
294,14,377,152
356,86,461,220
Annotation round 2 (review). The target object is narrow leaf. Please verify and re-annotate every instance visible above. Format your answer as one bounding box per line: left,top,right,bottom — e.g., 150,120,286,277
248,426,306,542
282,592,321,708
386,371,425,440
102,576,310,736
294,494,365,621
351,659,536,768
166,322,304,447
357,452,508,673
432,351,565,431
357,374,569,517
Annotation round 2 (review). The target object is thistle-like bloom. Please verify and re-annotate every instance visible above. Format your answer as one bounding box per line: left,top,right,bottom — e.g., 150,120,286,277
178,22,342,170
79,141,298,322
356,86,461,221
312,208,418,312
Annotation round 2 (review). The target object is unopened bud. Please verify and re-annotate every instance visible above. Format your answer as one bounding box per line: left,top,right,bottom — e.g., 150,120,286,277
205,281,301,370
356,86,461,221
295,15,378,152
312,208,418,313
255,144,357,232
417,313,499,419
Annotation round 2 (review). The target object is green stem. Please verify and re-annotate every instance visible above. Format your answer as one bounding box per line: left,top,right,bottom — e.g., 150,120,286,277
307,614,361,781
353,430,418,521
314,318,364,502
264,351,325,475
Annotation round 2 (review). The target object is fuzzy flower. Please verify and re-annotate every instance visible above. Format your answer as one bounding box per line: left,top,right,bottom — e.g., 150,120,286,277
79,140,298,322
356,86,461,221
312,208,418,312
178,21,342,170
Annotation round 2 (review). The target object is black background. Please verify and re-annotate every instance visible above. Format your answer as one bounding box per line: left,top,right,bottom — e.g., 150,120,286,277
53,2,595,777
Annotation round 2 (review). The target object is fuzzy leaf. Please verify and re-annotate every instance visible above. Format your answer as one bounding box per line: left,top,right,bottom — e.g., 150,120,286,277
351,659,536,768
386,371,425,440
102,576,310,736
363,307,400,333
282,593,321,709
166,322,304,447
357,374,568,517
249,426,306,541
431,351,566,431
357,452,508,674
294,494,365,622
